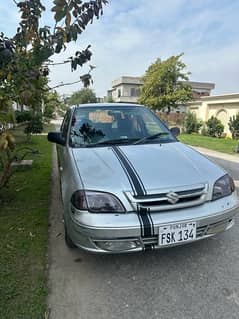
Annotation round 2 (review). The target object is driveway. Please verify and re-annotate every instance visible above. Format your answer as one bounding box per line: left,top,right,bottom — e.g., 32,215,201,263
47,146,239,319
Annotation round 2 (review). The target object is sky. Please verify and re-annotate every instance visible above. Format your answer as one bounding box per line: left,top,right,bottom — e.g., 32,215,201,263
1,0,239,97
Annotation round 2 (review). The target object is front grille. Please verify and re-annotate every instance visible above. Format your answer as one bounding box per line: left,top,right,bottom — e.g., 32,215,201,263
139,195,202,208
125,184,208,211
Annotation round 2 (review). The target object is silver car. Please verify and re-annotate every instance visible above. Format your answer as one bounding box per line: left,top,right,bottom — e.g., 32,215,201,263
48,103,239,253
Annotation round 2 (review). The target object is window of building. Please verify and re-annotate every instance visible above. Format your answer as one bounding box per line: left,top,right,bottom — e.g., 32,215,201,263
130,87,140,97
130,88,136,97
117,89,121,98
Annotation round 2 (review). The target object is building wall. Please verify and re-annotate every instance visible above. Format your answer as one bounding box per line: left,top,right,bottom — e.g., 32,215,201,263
111,83,140,103
187,94,239,136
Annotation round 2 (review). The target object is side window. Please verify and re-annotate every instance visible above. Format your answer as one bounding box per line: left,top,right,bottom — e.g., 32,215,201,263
60,110,72,142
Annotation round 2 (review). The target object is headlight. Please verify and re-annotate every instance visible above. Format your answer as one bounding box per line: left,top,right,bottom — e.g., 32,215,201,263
71,190,126,213
212,174,235,201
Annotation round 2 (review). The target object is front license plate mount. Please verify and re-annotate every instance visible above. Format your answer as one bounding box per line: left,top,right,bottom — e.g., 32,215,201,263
158,221,197,246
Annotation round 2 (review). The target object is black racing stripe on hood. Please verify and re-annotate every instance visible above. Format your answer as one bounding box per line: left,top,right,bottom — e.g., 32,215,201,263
112,146,145,196
111,146,137,195
139,207,152,237
117,147,147,195
148,210,155,236
112,146,154,249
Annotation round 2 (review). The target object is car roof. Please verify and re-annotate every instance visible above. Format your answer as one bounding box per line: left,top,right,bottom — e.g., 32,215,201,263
71,103,145,109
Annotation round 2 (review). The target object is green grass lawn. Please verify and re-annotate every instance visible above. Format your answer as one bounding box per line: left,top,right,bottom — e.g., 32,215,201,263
0,129,52,318
178,134,238,155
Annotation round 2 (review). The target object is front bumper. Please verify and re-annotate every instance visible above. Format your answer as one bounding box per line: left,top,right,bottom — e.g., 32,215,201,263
67,193,239,253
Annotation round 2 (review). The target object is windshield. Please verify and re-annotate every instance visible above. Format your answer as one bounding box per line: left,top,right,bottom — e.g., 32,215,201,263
69,105,176,147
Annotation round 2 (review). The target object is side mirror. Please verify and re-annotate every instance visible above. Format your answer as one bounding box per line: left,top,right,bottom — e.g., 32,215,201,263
170,127,180,137
47,132,65,145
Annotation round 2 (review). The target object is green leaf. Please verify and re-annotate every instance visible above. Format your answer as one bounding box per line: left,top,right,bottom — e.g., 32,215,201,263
54,7,67,22
51,5,59,12
5,72,11,82
53,0,67,6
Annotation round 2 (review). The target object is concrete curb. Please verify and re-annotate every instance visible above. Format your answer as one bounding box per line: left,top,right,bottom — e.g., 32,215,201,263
190,146,239,164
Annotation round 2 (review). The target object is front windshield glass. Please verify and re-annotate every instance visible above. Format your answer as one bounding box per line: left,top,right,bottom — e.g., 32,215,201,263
69,105,176,147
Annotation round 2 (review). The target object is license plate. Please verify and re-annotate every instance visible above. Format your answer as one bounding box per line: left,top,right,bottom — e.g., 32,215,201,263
159,221,197,246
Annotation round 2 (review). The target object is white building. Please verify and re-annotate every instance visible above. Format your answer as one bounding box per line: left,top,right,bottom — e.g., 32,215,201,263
187,93,239,136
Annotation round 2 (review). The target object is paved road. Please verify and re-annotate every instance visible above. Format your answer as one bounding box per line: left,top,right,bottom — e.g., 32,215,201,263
48,147,239,319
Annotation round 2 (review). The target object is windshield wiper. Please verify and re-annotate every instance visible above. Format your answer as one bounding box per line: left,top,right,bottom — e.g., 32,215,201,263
133,132,170,145
86,138,138,147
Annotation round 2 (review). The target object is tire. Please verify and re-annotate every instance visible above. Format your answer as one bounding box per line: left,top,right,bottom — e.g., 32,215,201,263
64,224,77,249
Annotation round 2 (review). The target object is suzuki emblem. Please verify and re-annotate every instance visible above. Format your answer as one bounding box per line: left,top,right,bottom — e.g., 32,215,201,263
166,192,179,204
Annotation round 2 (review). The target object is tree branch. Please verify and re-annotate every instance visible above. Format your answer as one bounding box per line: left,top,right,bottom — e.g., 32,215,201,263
49,79,83,90
49,66,94,90
46,61,70,66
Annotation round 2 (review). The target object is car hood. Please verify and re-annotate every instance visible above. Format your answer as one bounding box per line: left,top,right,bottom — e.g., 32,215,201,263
72,142,225,194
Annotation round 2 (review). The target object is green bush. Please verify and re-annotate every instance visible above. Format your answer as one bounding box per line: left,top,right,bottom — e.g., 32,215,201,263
200,123,208,136
15,110,31,123
206,116,224,137
228,113,239,139
0,111,15,124
43,107,55,120
24,115,43,134
183,112,202,134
